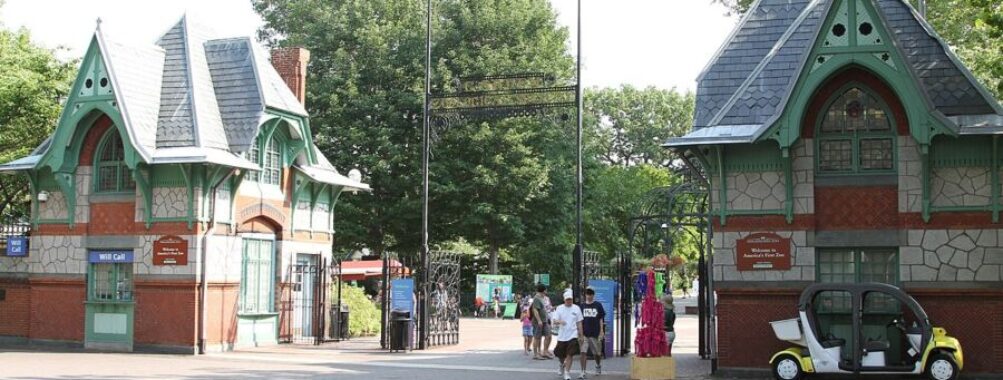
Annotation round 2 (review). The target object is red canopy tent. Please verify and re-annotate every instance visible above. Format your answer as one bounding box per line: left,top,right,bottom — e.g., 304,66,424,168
339,259,411,281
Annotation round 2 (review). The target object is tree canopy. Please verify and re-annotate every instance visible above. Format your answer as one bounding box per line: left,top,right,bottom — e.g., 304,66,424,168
254,0,698,288
0,20,76,216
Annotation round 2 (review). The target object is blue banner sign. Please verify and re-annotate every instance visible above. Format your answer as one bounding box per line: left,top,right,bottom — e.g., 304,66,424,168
390,278,415,313
589,279,618,358
88,250,134,263
6,236,28,256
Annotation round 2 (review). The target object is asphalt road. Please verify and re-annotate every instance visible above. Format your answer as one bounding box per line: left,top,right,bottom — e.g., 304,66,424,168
0,306,712,380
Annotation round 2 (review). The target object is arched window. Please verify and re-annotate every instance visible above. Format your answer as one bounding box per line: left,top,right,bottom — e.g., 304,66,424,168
816,86,896,173
95,131,135,192
245,134,282,185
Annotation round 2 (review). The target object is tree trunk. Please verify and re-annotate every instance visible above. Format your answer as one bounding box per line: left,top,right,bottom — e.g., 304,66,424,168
488,242,499,274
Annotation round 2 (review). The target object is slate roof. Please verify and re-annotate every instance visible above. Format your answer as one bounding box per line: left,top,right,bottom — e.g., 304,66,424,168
671,0,1003,147
0,16,366,190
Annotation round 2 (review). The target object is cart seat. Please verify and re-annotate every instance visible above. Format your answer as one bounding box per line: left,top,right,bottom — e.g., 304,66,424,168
864,339,890,352
820,337,845,348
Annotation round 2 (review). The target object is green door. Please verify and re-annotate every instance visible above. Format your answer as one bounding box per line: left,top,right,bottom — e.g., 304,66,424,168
84,251,135,351
237,237,278,346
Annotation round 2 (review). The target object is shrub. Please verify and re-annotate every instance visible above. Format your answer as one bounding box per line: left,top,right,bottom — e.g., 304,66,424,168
332,283,381,337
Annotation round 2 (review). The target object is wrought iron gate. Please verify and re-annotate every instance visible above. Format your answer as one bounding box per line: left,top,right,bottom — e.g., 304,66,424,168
425,251,461,347
283,255,328,345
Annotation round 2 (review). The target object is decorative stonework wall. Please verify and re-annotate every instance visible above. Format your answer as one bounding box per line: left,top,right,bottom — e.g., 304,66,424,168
151,187,189,219
293,201,311,230
28,235,86,274
725,171,785,211
312,203,331,231
792,139,814,214
901,229,1003,282
712,231,815,282
898,136,923,213
38,191,68,220
930,167,991,207
75,167,92,223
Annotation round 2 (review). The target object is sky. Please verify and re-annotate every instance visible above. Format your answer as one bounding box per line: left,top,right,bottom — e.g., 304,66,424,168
0,0,738,92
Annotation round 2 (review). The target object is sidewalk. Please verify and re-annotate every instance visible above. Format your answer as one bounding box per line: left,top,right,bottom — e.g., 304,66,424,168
0,305,715,379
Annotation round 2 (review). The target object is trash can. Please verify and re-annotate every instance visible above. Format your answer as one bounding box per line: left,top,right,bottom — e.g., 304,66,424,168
338,304,350,340
390,311,411,352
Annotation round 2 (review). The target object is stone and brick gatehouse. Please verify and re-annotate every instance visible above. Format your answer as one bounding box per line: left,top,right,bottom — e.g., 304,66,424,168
0,17,368,353
667,0,1003,374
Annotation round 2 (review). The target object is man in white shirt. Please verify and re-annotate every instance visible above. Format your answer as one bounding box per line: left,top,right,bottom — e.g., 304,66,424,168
553,290,584,380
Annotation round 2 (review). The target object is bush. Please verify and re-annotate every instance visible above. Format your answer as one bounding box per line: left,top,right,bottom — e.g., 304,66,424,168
332,283,381,337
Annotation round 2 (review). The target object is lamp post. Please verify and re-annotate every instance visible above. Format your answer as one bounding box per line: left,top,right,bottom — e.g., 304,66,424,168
572,0,585,304
420,0,432,351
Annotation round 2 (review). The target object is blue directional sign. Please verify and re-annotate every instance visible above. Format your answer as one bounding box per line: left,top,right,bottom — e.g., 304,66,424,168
6,236,28,257
589,279,618,358
88,250,134,263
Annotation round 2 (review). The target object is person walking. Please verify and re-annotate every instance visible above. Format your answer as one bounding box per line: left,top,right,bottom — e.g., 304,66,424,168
520,302,533,355
531,284,554,360
553,290,584,380
579,288,605,375
662,295,676,356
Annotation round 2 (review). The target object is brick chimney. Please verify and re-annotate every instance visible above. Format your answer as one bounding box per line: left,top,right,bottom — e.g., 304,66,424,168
270,47,311,105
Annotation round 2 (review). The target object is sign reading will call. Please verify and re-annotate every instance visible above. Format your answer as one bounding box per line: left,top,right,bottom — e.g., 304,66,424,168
88,250,134,263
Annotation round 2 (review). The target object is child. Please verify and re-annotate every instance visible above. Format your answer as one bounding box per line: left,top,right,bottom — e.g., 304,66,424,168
520,303,533,355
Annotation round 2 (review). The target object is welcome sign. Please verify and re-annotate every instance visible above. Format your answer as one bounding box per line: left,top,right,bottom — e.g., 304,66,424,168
736,232,791,271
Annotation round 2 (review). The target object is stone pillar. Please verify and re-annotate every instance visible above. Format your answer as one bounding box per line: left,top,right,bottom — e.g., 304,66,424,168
270,47,310,105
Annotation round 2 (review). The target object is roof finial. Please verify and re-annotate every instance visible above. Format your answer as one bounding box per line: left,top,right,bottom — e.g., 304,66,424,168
95,17,103,31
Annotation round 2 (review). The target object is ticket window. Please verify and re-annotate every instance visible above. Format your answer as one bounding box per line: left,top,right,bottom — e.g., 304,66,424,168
89,263,133,302
84,251,135,351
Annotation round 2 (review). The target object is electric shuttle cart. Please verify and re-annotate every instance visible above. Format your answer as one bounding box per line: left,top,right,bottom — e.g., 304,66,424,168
769,283,962,380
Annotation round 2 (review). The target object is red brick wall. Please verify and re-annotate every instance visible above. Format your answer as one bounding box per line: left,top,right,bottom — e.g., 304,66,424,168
909,289,1003,373
78,115,113,166
134,280,198,346
203,283,239,346
716,289,801,368
88,202,136,235
0,279,30,337
814,186,898,230
29,277,85,342
717,289,1003,374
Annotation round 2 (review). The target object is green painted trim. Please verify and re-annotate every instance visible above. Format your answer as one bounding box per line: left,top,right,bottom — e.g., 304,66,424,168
921,149,931,222
239,238,277,315
717,146,727,226
290,173,311,231
36,219,72,225
929,205,991,212
149,165,187,187
133,165,152,229
180,164,194,229
27,172,39,227
994,137,1000,223
53,172,76,227
816,247,900,285
39,38,142,174
722,142,784,173
762,0,952,149
329,186,342,229
726,209,786,216
783,147,794,223
229,171,247,225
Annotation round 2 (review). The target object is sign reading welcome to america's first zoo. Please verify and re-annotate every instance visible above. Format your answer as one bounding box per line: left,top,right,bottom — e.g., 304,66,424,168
736,232,791,271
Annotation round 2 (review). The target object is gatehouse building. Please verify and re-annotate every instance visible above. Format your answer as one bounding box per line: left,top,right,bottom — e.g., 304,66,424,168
668,0,1003,374
0,16,368,353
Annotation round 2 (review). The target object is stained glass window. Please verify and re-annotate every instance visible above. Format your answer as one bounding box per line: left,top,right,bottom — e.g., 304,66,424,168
817,86,895,173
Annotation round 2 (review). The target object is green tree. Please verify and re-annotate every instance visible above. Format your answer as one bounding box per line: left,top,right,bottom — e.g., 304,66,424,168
585,86,694,167
0,21,76,216
254,0,575,274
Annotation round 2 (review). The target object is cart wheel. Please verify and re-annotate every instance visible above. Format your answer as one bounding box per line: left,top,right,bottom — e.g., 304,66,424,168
926,352,958,380
772,355,803,380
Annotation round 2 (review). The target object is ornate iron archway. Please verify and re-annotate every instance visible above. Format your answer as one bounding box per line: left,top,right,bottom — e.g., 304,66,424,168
617,180,714,362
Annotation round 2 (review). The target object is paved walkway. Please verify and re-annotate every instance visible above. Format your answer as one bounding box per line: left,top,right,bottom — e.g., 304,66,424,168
1,298,715,379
